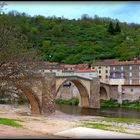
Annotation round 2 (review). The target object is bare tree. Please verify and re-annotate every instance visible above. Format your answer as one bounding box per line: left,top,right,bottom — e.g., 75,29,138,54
0,3,40,100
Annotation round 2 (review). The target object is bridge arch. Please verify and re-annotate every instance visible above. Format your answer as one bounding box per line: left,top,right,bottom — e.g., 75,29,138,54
16,84,41,115
100,85,110,100
56,78,90,108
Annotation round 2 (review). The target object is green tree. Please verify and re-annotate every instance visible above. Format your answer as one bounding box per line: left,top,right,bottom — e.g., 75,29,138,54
115,22,121,33
107,21,115,35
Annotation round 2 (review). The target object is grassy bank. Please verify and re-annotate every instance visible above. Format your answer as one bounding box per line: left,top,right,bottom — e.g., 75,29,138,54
81,122,125,133
56,98,140,109
81,117,140,135
98,117,140,124
0,118,22,128
122,100,140,109
101,99,140,109
55,97,79,106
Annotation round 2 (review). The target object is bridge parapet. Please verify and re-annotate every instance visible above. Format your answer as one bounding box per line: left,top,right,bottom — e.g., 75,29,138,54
55,72,98,80
56,72,76,77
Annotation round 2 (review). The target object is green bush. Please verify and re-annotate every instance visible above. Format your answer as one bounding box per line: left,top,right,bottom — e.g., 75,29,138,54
101,99,118,108
101,99,140,109
55,97,79,106
122,100,140,109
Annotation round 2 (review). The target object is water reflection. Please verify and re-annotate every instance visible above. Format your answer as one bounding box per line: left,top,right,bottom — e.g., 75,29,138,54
56,104,140,119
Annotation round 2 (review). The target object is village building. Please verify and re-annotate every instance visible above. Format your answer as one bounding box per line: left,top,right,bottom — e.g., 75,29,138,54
34,60,140,102
109,59,140,101
110,59,140,85
90,59,140,102
91,59,118,82
74,69,97,79
42,62,63,73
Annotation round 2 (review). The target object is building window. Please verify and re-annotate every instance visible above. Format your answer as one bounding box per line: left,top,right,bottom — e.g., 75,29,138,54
106,75,108,79
99,76,102,79
131,89,133,92
121,66,124,71
129,79,132,84
121,73,124,78
122,88,125,92
113,73,115,78
99,70,101,74
113,67,115,71
106,70,108,73
98,66,101,69
129,66,132,70
129,72,132,77
122,88,125,94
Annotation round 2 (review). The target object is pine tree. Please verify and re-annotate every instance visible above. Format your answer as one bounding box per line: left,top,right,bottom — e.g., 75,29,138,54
115,22,121,33
107,21,115,35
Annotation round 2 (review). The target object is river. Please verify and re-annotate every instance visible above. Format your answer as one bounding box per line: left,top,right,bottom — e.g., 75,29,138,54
56,104,140,119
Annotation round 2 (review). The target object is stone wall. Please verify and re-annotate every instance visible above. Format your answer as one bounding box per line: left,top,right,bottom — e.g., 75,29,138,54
122,85,140,101
89,77,100,108
110,85,140,101
110,85,118,100
42,73,56,115
56,82,80,100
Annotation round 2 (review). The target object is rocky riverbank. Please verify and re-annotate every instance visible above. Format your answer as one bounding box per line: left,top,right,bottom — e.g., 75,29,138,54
0,104,139,139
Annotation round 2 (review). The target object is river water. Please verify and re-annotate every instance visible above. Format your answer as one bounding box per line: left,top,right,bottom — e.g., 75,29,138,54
56,104,140,119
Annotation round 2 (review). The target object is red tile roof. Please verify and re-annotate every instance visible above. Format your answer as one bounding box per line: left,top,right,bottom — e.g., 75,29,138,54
76,64,88,69
92,59,140,66
110,60,140,66
92,59,119,66
61,64,77,68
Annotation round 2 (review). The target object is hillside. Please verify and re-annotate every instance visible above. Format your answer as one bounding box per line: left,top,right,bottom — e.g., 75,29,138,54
2,11,140,64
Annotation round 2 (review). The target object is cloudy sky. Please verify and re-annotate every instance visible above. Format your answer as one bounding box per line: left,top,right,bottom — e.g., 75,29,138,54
3,1,140,23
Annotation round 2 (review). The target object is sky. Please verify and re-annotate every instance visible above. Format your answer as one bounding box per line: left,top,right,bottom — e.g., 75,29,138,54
2,1,140,24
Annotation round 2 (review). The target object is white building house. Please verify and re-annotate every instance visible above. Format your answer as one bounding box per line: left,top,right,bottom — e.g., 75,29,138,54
74,69,98,79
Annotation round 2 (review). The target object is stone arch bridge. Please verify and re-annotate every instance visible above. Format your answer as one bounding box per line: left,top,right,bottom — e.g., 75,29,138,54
13,73,110,115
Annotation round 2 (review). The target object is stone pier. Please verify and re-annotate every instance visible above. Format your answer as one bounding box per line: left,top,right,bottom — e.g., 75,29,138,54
89,77,100,108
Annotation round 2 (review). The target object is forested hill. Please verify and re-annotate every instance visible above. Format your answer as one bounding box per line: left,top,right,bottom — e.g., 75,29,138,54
2,12,140,64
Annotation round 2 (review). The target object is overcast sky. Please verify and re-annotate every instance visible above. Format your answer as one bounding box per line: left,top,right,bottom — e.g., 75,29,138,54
3,1,140,24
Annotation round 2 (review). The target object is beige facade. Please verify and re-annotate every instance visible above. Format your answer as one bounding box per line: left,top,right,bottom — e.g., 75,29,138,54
93,65,110,82
91,59,118,82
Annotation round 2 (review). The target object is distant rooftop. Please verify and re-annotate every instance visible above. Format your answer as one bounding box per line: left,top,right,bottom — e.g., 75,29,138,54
75,69,96,73
92,59,140,66
110,60,140,66
92,59,119,66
